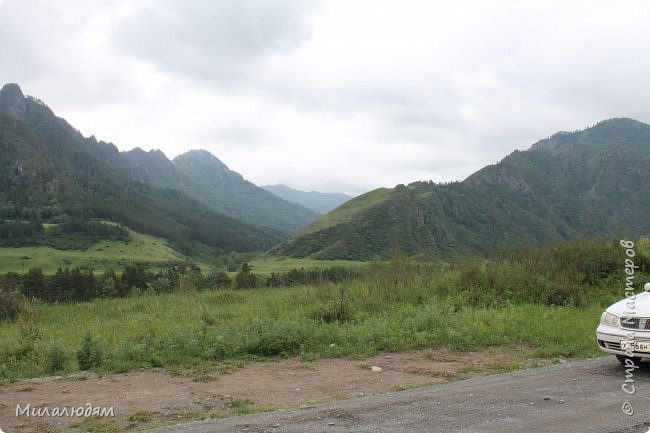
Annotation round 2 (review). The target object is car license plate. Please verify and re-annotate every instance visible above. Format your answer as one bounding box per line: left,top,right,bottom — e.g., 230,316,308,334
620,340,650,352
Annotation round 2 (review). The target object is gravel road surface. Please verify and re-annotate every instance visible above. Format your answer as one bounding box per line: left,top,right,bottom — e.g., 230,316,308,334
145,357,650,433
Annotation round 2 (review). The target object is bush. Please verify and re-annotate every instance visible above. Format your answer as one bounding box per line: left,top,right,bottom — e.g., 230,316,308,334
207,271,231,289
312,297,352,323
0,288,31,322
44,341,70,373
76,331,104,370
244,319,307,356
234,263,257,289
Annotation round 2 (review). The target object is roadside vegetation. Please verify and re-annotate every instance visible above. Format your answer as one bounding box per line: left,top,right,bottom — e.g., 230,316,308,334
0,237,648,383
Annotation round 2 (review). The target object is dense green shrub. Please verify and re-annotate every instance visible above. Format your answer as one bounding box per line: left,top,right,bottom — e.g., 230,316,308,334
76,331,104,370
234,263,257,289
243,319,308,356
44,341,70,373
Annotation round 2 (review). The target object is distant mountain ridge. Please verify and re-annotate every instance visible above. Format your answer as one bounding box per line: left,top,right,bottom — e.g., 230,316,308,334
82,141,319,235
172,151,319,235
0,83,298,253
262,184,352,214
272,118,650,260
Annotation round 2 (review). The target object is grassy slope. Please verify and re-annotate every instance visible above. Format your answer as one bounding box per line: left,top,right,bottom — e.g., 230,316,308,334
0,229,191,274
298,188,391,236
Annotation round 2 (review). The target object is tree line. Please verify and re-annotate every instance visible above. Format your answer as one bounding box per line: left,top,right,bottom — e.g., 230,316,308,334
0,263,361,307
0,218,129,249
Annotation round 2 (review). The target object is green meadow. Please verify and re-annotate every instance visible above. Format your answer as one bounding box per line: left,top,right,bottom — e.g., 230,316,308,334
0,280,606,382
0,230,191,274
0,237,648,382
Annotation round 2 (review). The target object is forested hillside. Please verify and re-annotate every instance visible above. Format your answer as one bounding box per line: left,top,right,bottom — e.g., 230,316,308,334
82,142,319,235
272,118,650,260
0,83,282,254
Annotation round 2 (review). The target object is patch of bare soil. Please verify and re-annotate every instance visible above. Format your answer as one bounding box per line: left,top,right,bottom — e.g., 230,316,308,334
0,348,539,433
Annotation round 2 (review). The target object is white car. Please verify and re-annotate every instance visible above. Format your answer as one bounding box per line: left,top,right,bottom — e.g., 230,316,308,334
596,283,650,364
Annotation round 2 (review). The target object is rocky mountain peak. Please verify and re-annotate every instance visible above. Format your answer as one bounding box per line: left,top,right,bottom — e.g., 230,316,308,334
0,83,27,119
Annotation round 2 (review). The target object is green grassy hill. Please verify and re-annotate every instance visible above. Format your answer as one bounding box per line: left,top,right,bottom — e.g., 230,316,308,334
0,227,196,274
298,188,391,236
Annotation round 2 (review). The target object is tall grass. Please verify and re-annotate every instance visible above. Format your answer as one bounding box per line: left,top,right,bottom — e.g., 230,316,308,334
1,237,646,382
0,282,606,382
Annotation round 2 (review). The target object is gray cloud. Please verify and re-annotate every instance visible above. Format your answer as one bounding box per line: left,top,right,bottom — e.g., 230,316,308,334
0,0,152,108
111,0,318,85
2,0,650,195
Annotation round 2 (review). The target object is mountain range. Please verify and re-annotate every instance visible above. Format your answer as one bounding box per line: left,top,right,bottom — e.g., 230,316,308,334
2,82,649,262
0,83,320,254
272,118,650,260
262,184,352,214
82,143,319,236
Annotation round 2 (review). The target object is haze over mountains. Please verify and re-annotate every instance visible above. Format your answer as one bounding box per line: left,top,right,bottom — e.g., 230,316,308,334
1,82,649,261
262,184,352,214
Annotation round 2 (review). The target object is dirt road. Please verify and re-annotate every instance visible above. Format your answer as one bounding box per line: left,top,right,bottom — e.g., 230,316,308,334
145,357,650,433
0,349,529,432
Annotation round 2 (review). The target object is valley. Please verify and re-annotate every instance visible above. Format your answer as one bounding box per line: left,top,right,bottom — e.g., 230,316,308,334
1,83,650,433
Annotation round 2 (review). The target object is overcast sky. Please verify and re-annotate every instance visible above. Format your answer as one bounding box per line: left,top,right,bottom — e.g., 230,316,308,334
1,0,649,195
